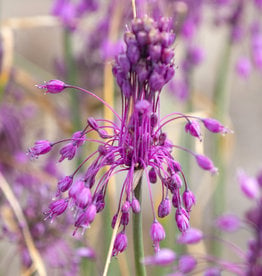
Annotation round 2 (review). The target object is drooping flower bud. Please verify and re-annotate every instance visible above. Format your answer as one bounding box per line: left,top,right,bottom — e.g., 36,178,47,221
28,140,52,158
44,198,68,221
87,117,99,130
131,198,141,213
158,198,171,218
182,190,196,212
75,187,92,209
175,209,190,232
69,179,84,200
178,255,197,273
57,175,73,193
59,143,77,162
121,201,130,213
36,80,66,94
121,212,130,226
142,248,176,266
202,118,229,134
72,131,86,147
112,232,128,256
215,214,240,232
185,121,202,141
149,167,157,183
177,228,203,244
150,221,166,251
171,173,183,188
238,170,259,199
195,154,218,174
85,204,97,223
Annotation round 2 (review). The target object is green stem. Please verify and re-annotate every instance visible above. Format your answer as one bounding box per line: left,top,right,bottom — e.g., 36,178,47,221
133,177,146,276
211,41,232,256
63,29,82,131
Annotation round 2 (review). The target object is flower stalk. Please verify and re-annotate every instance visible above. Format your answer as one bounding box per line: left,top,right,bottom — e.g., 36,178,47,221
133,176,146,276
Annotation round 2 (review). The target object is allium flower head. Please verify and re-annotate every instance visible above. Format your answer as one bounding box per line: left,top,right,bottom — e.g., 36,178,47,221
31,15,228,256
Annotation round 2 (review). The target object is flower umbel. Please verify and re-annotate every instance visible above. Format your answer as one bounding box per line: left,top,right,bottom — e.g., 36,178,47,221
30,15,229,256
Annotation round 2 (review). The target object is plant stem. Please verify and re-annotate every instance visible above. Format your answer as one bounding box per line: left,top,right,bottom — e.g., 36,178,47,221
211,41,232,256
63,29,82,131
133,176,146,276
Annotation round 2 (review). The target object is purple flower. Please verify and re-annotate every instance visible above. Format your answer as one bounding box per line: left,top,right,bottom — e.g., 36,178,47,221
175,208,190,233
178,255,197,273
204,267,221,276
36,80,66,94
150,221,166,252
177,228,203,244
182,190,196,212
142,248,176,266
131,198,141,213
238,170,259,199
44,198,68,221
195,154,218,174
28,140,52,158
57,175,73,193
158,198,171,218
235,57,252,78
59,143,77,162
112,232,128,256
215,214,241,232
185,120,202,141
202,118,229,134
32,15,224,256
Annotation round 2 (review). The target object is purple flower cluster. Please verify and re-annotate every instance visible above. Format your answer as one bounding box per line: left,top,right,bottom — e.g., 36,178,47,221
143,168,262,275
1,158,95,275
31,16,229,256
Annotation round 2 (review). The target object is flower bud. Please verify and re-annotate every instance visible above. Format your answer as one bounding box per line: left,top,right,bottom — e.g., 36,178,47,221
28,140,52,158
36,79,66,94
121,212,130,226
178,255,197,273
171,173,183,188
59,143,77,162
175,209,190,232
87,117,99,130
149,167,157,183
235,57,251,78
172,192,180,208
131,198,141,213
75,187,92,209
72,131,85,147
142,248,176,266
215,214,240,232
238,170,259,199
177,228,203,244
111,214,117,229
149,71,165,91
202,118,229,134
159,132,167,145
112,232,128,256
185,121,202,141
150,221,166,243
57,175,73,192
182,190,196,212
158,198,171,218
45,198,68,220
69,179,84,199
195,154,218,174
86,204,97,223
122,201,130,213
